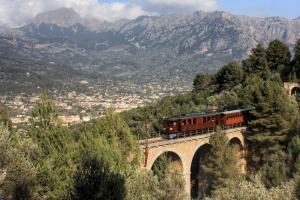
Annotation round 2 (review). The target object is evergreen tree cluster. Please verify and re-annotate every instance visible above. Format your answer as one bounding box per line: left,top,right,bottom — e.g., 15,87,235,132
0,94,189,199
2,38,300,199
192,38,300,198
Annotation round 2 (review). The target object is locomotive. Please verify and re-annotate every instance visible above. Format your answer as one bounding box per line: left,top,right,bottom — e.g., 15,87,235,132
163,108,253,139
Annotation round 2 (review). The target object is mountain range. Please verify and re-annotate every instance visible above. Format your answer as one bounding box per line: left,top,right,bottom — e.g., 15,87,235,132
0,7,300,94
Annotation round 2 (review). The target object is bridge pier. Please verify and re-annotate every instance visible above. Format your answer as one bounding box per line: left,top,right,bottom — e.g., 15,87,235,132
183,170,191,196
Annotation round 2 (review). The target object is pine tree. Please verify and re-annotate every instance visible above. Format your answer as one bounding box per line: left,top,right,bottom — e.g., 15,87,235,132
193,73,211,92
72,156,126,200
31,92,58,130
267,39,291,73
292,38,300,79
242,44,269,77
259,150,289,188
295,38,300,62
151,153,172,181
215,61,244,91
0,104,12,130
202,127,238,192
239,74,299,168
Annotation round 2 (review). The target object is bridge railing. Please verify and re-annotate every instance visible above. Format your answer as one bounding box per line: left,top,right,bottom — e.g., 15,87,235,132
138,123,246,144
169,123,245,140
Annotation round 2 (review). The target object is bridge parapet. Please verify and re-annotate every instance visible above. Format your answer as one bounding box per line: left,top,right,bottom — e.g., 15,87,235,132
140,127,246,149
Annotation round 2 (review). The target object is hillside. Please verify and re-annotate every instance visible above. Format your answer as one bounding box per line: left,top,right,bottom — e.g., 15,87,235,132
0,52,92,95
0,7,300,94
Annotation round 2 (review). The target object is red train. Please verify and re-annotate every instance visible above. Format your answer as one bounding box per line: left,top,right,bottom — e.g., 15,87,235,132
163,108,253,138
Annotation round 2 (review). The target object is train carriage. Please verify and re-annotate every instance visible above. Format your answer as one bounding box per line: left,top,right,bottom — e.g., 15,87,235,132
163,112,220,139
163,108,254,139
221,108,253,127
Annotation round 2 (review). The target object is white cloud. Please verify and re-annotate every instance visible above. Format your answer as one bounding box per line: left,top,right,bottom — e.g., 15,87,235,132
0,0,148,27
78,2,148,22
134,0,218,15
0,0,218,28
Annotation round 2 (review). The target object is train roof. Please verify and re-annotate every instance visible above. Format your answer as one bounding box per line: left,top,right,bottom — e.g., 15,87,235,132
164,111,218,120
220,107,254,115
164,108,254,121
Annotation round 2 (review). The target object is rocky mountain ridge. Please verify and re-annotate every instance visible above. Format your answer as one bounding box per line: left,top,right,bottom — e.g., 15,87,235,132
0,7,300,94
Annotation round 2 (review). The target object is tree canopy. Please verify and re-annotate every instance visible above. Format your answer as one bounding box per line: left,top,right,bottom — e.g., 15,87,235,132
242,44,269,77
202,127,238,193
267,39,291,73
215,61,243,92
0,104,12,130
193,73,212,92
2,38,300,199
31,92,58,130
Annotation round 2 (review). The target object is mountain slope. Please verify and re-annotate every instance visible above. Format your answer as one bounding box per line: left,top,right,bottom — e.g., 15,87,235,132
0,51,93,95
0,8,300,93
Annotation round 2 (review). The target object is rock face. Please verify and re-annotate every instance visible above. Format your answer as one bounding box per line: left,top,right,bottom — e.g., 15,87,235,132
0,8,300,85
34,7,83,27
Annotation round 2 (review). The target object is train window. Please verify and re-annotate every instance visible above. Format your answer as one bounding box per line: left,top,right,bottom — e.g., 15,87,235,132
207,117,211,122
193,118,196,124
203,117,206,123
188,119,192,125
212,116,215,121
182,120,186,126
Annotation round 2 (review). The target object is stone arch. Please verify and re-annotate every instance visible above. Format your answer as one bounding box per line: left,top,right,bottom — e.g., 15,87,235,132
189,141,211,199
226,131,245,146
228,136,243,146
291,87,300,96
228,137,246,173
148,149,185,173
284,82,300,96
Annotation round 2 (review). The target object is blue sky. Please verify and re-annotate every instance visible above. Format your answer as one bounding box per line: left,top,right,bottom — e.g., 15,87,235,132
99,0,300,19
218,0,300,19
0,0,299,27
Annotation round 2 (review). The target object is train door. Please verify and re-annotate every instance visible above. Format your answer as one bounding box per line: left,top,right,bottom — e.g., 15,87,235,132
178,119,182,132
215,114,220,126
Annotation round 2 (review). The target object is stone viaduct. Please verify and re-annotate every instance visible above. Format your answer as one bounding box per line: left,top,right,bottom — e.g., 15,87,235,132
284,82,300,96
139,127,247,197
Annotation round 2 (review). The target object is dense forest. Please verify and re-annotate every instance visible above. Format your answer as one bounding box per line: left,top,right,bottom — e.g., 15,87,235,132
1,38,300,199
